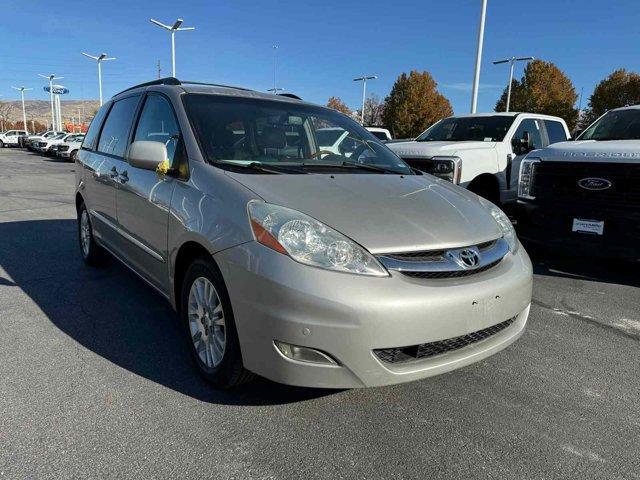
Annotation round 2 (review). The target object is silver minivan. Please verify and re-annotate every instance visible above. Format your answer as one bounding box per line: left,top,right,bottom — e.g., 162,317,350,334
76,79,532,389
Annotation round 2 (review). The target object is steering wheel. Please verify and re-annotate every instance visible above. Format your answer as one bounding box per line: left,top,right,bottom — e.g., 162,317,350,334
309,150,335,159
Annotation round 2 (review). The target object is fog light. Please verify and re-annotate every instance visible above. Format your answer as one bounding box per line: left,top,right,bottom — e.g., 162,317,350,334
274,341,338,365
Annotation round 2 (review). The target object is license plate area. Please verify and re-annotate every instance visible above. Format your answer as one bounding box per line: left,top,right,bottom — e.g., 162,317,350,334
572,218,604,235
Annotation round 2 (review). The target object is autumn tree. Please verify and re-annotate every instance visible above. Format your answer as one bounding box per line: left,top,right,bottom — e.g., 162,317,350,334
495,60,579,130
580,69,640,127
382,71,453,138
326,96,353,116
356,94,385,126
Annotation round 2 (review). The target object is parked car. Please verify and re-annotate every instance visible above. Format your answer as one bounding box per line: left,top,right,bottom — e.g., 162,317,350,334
56,134,85,161
0,129,28,147
386,113,570,204
34,133,69,155
365,126,392,142
26,131,64,151
517,105,640,260
76,78,532,389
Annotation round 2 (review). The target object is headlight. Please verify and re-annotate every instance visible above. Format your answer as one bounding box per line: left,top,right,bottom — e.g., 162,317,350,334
427,156,462,184
479,198,518,254
248,201,388,277
518,158,540,199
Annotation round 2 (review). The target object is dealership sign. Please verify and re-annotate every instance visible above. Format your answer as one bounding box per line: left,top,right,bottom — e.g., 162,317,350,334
44,85,69,95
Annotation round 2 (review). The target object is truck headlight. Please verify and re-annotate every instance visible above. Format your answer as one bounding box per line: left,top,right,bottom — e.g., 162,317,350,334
248,201,388,277
518,158,540,200
429,156,462,184
479,198,518,254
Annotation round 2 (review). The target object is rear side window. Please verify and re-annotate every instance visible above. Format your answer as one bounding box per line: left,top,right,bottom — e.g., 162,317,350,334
97,95,140,157
544,120,568,144
82,104,110,151
133,94,181,165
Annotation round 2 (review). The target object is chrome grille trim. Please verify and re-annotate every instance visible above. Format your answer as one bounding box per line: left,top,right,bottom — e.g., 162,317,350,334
377,238,508,275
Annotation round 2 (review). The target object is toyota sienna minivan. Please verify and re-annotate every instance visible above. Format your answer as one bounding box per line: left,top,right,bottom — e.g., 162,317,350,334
75,78,532,389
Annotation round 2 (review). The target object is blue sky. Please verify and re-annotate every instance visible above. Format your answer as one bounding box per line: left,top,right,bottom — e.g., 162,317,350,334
1,0,639,114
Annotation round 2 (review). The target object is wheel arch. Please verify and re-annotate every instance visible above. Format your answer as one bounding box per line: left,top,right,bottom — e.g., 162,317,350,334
468,173,501,204
172,240,220,312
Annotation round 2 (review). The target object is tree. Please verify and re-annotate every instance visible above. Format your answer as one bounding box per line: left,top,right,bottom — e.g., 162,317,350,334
356,94,385,126
495,60,579,130
326,97,353,116
382,71,453,138
581,69,640,127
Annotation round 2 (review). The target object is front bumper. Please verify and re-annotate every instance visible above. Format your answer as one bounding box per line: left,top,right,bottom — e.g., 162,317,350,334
516,199,640,260
215,242,532,388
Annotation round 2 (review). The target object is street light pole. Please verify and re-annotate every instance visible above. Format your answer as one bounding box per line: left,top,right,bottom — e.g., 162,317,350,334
470,0,487,113
82,52,116,106
492,56,534,112
353,75,377,125
273,45,278,93
11,86,33,133
150,18,195,77
38,74,63,130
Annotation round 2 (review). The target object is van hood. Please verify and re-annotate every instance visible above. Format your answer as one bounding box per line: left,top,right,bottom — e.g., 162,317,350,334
533,140,640,164
387,140,496,158
226,172,502,253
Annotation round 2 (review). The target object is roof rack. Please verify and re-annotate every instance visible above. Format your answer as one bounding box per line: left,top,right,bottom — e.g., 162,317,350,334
277,93,302,100
113,77,255,97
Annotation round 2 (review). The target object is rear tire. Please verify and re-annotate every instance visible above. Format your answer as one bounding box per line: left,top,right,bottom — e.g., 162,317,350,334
70,150,78,162
0,140,4,148
180,257,254,388
78,202,108,266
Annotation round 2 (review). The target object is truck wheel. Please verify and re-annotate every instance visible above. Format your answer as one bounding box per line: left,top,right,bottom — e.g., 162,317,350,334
180,257,254,388
0,140,4,148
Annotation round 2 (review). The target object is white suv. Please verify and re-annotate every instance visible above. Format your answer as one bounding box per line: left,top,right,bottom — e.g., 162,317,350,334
0,130,28,147
386,113,570,204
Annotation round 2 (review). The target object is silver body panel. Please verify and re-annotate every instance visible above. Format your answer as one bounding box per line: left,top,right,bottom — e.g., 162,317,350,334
75,82,532,388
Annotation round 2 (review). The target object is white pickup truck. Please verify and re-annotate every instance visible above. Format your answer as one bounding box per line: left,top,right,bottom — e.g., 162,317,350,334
0,129,28,147
386,112,570,204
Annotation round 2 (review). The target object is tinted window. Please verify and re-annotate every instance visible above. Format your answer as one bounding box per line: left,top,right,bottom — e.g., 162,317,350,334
544,120,568,144
133,95,181,164
83,104,110,151
417,116,516,142
97,96,140,157
370,130,389,141
513,119,543,150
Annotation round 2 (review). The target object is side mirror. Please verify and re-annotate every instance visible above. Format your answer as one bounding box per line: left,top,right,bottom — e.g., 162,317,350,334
126,141,167,171
512,131,534,155
570,129,584,140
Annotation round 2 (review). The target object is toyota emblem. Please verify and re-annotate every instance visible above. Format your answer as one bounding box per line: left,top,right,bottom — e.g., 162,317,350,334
458,249,480,268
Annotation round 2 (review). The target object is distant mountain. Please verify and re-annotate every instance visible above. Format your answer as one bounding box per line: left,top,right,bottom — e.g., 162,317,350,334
0,99,100,125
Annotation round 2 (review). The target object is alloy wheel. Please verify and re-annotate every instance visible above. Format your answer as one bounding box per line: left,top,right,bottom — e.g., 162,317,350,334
188,277,226,368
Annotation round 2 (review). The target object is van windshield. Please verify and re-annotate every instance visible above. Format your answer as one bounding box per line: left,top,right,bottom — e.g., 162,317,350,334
183,94,412,175
579,109,640,141
416,116,516,142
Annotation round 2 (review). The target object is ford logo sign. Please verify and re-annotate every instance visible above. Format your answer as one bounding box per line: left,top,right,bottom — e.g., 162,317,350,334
577,177,612,191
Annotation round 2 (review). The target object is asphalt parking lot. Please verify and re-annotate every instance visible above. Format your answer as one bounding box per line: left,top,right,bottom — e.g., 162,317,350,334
0,147,638,480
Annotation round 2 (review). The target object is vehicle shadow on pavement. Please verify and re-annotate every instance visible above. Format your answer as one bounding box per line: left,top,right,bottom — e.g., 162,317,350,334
526,244,639,288
0,219,336,406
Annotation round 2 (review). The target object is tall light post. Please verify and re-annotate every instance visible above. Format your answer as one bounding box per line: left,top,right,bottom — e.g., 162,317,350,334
353,75,377,125
81,52,116,106
493,56,533,112
11,86,32,133
272,45,279,93
470,0,488,113
150,18,195,77
38,74,63,130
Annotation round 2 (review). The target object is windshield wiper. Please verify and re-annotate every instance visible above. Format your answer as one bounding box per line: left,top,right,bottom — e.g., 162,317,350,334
216,160,305,174
299,161,406,174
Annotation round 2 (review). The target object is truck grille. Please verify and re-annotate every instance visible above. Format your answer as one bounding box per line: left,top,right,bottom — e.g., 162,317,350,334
533,161,640,207
374,316,517,364
58,145,69,152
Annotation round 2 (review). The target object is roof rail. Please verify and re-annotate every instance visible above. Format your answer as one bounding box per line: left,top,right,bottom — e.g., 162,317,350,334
114,77,181,96
277,93,302,100
180,80,254,92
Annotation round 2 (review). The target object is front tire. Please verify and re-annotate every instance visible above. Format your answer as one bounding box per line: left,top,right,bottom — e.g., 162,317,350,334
180,258,253,388
78,202,108,266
